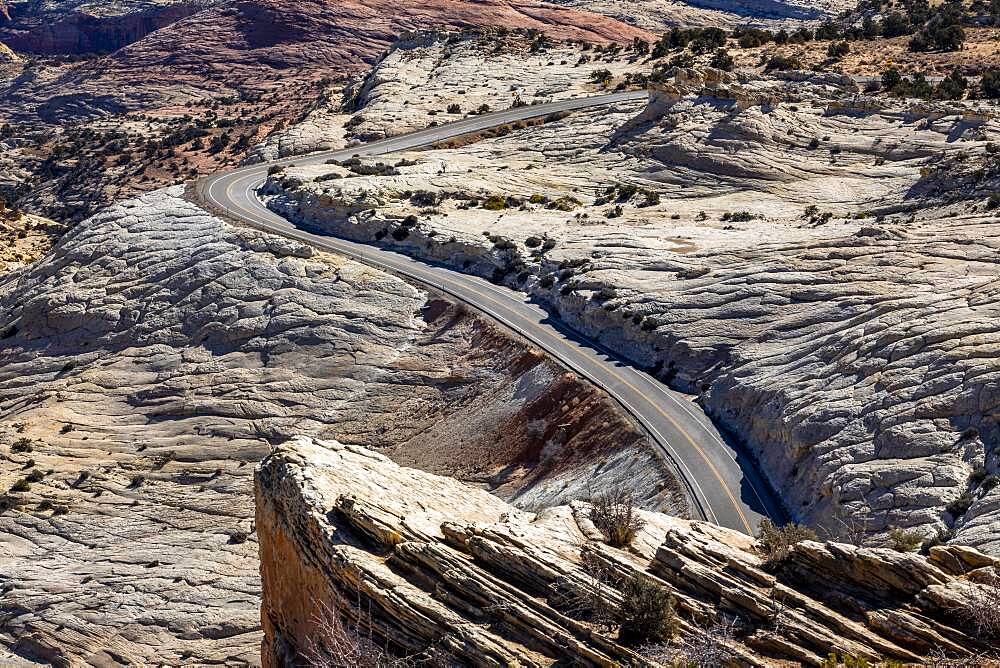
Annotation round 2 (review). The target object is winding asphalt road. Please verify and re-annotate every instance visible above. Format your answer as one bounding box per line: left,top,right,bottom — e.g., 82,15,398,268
195,91,785,534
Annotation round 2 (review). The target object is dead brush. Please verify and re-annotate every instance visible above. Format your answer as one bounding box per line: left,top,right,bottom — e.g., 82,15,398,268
590,489,646,548
302,595,453,667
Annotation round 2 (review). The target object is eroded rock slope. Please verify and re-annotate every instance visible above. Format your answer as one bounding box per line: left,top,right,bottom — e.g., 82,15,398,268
266,66,1000,552
257,436,999,666
0,186,680,664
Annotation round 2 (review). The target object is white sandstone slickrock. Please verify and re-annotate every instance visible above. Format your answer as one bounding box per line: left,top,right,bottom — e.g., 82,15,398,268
0,186,681,663
256,436,999,666
267,64,1000,552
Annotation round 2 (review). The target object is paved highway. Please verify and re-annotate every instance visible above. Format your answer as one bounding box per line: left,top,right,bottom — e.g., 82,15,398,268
195,91,785,533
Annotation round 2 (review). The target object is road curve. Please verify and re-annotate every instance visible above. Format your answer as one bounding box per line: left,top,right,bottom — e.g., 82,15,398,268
195,90,785,533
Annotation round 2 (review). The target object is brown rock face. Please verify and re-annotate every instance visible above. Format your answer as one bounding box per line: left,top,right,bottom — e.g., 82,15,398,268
256,437,999,666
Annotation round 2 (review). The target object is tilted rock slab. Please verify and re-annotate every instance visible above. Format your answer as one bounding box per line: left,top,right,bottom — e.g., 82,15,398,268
256,436,997,666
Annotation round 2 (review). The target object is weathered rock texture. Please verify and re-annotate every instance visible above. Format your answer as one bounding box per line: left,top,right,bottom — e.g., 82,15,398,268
0,0,650,223
248,31,652,163
2,0,650,123
546,0,854,30
256,436,999,666
267,66,1000,553
0,186,680,663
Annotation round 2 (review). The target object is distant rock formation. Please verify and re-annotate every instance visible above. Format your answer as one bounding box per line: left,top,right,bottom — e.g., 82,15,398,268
257,436,999,665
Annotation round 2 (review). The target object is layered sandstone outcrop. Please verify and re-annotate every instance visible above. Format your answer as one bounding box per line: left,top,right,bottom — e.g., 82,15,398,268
256,436,998,666
0,186,681,663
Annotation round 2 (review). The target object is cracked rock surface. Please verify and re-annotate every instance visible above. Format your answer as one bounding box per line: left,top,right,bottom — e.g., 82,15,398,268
0,186,680,664
268,65,1000,552
257,435,999,666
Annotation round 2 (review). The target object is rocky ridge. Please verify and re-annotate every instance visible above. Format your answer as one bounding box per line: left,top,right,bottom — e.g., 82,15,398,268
0,186,681,663
246,31,652,163
264,65,1000,553
257,435,999,666
547,0,854,30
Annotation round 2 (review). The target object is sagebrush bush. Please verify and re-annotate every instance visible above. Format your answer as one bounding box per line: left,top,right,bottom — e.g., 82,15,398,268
590,489,645,548
756,519,817,565
617,575,678,645
888,527,923,552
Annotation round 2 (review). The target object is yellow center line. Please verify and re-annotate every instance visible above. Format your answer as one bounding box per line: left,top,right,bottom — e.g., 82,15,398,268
217,163,754,534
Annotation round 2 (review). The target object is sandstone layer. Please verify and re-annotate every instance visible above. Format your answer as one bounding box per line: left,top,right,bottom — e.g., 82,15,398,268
547,0,854,30
0,186,680,664
257,435,999,666
266,64,1000,553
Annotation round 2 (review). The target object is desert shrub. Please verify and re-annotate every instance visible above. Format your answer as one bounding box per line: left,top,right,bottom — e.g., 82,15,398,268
814,20,841,40
267,165,283,176
882,11,913,38
391,227,410,241
26,470,44,483
524,236,543,248
668,52,695,68
935,68,967,100
982,69,1000,99
590,489,646,548
446,103,460,114
827,41,850,59
409,190,438,207
734,27,772,48
228,529,250,544
11,438,32,454
764,54,801,72
589,69,613,84
129,475,146,489
303,597,453,667
908,7,965,53
640,619,737,665
946,491,973,517
53,504,69,516
539,275,555,288
888,527,923,552
482,195,507,211
689,27,726,54
10,479,30,493
709,49,734,71
37,499,53,512
722,211,759,222
881,67,902,92
548,196,581,212
617,576,678,644
756,519,817,564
